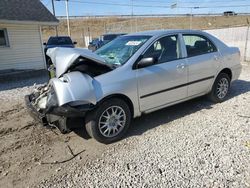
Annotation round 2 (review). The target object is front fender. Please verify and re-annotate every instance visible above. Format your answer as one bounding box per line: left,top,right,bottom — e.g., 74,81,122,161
50,72,97,106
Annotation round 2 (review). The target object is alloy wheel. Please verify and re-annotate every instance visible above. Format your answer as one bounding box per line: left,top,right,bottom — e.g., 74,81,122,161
98,106,126,138
216,77,229,99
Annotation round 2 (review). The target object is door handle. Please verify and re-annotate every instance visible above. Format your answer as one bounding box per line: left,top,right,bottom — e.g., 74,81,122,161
214,55,219,61
177,63,185,69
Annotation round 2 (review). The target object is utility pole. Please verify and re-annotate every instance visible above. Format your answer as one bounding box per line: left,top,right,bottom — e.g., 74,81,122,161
65,0,71,36
190,7,199,30
171,3,177,18
130,0,133,33
190,7,193,29
51,0,58,36
244,18,250,62
54,0,70,36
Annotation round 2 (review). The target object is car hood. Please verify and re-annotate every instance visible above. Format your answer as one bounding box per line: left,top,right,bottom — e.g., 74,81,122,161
46,47,107,77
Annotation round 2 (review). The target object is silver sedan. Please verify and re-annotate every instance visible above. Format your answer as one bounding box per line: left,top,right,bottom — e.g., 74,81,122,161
26,30,242,144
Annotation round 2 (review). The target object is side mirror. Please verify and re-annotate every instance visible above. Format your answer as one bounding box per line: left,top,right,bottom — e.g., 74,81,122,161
137,57,155,69
43,42,47,45
73,41,77,45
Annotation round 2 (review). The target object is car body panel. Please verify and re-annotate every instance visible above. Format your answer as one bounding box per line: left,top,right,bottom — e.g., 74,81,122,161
94,66,141,117
185,52,220,96
136,58,188,111
50,72,97,106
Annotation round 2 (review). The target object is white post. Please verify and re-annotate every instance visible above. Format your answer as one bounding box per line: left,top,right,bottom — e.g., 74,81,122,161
130,0,133,33
244,25,250,62
190,7,193,30
39,26,47,69
51,0,58,36
65,0,71,36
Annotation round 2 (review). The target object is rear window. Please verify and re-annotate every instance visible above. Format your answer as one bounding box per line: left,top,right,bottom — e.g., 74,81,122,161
47,37,73,45
183,34,217,57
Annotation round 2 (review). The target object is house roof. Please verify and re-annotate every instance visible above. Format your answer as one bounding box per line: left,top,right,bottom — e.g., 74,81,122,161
0,0,59,24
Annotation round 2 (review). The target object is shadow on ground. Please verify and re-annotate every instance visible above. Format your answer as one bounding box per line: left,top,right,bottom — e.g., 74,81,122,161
73,79,250,142
0,72,49,91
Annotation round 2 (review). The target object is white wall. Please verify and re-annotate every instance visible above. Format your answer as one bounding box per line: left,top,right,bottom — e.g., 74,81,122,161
205,26,250,62
0,23,46,71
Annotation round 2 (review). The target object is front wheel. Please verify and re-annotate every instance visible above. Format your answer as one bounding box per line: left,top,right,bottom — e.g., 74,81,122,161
208,73,231,103
85,98,131,144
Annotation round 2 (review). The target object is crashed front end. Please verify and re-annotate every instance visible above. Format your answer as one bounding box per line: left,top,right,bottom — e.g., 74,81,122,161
25,72,97,129
25,47,112,130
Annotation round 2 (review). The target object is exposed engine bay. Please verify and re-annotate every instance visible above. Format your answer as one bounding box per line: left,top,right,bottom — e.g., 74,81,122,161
25,47,112,132
46,47,114,78
29,84,54,113
65,57,113,77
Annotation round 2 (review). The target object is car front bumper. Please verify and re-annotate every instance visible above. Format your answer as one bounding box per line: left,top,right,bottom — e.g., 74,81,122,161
25,94,94,126
25,95,48,125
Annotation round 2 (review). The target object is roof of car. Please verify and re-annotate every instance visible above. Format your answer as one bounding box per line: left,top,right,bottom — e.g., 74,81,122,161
127,29,204,36
103,33,127,36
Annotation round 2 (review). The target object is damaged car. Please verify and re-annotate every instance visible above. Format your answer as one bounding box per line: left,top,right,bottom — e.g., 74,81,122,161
25,30,242,144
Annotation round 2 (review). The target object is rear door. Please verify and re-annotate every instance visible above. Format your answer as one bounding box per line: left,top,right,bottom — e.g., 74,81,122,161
182,34,220,97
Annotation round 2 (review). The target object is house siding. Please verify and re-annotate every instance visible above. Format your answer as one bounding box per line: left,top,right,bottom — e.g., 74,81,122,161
0,23,45,70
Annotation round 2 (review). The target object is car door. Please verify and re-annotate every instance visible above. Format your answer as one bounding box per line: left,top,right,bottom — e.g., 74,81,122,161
182,34,220,97
135,34,188,112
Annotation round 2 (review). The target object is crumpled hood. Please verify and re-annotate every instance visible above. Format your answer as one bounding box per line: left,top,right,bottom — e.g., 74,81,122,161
46,47,106,77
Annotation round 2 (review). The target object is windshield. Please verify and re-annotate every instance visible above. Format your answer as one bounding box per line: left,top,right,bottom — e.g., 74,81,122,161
95,35,151,65
47,37,73,45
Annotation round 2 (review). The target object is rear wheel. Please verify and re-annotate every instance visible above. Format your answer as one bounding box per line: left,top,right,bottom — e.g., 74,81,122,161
208,73,231,103
85,98,131,144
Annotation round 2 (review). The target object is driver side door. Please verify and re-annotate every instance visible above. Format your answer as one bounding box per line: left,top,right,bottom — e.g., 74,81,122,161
136,35,188,112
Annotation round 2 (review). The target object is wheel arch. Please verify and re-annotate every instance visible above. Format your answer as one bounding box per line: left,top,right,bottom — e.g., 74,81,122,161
217,68,232,81
97,94,134,117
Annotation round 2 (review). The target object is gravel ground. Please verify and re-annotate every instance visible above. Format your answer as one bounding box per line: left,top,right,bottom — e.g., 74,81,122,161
0,65,250,187
0,74,48,92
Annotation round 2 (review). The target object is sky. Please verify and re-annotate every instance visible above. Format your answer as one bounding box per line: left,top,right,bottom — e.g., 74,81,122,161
41,0,250,16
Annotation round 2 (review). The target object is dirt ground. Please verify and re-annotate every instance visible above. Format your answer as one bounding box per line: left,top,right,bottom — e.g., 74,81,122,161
0,88,112,187
0,65,250,187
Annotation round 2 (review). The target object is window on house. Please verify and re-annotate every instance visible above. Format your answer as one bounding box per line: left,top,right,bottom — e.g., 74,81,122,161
0,29,9,47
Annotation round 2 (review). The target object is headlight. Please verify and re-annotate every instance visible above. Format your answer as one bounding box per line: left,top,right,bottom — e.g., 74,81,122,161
60,75,69,83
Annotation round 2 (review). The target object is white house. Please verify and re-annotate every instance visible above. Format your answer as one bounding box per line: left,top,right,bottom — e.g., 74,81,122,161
0,0,58,71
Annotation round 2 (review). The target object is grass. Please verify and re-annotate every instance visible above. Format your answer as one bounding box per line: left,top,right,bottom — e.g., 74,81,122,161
42,15,250,47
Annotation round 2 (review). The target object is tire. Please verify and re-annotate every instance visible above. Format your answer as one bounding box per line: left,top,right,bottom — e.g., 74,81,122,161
85,98,132,144
208,73,231,103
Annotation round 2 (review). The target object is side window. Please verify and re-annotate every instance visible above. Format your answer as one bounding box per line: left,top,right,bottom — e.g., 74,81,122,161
143,35,180,63
0,29,9,47
183,34,217,57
